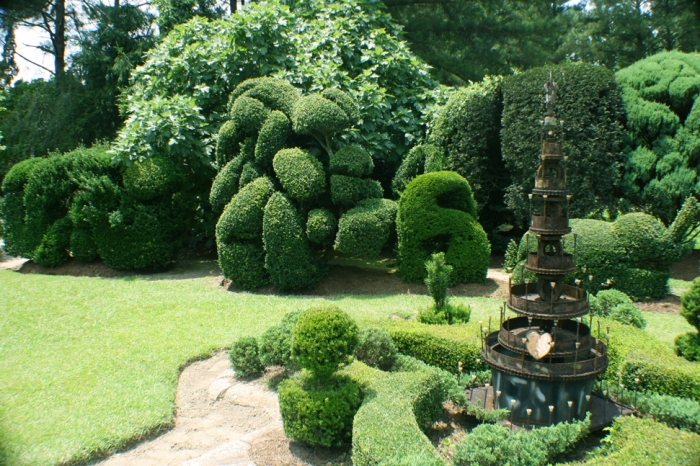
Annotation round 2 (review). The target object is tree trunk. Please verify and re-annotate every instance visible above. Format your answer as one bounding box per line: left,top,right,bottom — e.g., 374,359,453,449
54,0,65,81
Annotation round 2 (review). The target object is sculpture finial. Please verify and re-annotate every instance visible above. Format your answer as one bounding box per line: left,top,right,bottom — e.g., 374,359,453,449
544,72,558,116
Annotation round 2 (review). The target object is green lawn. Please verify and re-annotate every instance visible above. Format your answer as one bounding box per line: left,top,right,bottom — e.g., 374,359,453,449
0,268,692,466
0,270,501,465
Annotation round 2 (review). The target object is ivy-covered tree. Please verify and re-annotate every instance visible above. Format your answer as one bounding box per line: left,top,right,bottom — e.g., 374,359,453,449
214,78,397,292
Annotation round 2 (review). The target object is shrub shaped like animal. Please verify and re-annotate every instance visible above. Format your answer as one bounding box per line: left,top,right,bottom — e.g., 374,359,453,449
213,78,397,292
397,171,490,284
278,306,361,447
513,196,700,300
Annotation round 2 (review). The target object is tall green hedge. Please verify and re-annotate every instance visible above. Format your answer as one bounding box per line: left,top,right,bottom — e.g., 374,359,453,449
617,52,700,224
397,171,490,284
501,63,627,223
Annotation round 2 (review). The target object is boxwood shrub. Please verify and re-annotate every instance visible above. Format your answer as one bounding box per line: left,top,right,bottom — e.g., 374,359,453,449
215,176,275,243
215,120,242,168
254,110,292,168
329,145,374,177
397,171,490,284
353,328,398,371
229,336,265,378
217,239,269,290
259,310,303,368
32,217,72,267
391,144,444,196
122,157,183,201
330,175,383,207
334,198,397,257
231,96,270,136
263,193,321,292
272,148,326,202
209,150,252,214
305,208,337,245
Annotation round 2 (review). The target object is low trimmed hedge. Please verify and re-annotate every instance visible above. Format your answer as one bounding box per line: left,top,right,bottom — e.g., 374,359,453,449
342,357,446,466
585,416,700,465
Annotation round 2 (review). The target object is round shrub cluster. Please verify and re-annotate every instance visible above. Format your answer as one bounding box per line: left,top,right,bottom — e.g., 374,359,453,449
397,171,490,284
292,306,359,380
609,303,647,329
353,328,398,371
676,277,700,361
391,144,445,196
594,289,633,316
122,157,183,201
212,78,394,292
259,310,303,368
229,336,265,378
278,371,361,447
675,332,700,362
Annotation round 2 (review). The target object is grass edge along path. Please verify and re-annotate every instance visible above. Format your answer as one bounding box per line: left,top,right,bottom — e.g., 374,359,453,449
0,270,500,466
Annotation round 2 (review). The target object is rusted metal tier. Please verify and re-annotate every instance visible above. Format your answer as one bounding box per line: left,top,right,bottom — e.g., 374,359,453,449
498,317,592,358
529,214,571,236
483,332,608,382
507,283,589,319
526,252,575,275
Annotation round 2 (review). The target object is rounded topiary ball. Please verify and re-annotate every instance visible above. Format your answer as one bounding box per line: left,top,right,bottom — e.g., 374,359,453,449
353,327,398,371
681,277,700,330
292,306,359,380
122,157,183,201
278,371,361,447
229,336,265,378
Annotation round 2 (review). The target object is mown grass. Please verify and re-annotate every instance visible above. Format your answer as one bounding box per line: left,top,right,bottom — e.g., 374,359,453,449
0,270,501,466
642,311,694,347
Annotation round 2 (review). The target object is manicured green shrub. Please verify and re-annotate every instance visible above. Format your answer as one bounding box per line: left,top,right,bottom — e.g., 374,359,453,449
428,78,505,232
215,120,242,168
229,337,265,378
215,177,275,243
329,145,373,177
584,416,700,465
609,303,647,329
391,144,444,196
501,62,626,222
292,94,351,147
675,332,700,362
291,306,359,381
503,239,519,271
612,213,679,264
305,208,337,245
617,52,700,225
625,391,700,434
595,289,633,316
33,217,72,267
235,77,301,117
334,198,397,257
342,359,446,466
278,371,361,447
388,325,481,374
1,157,43,193
397,171,490,285
209,151,252,214
353,328,398,371
272,148,326,202
231,96,270,137
263,193,321,292
70,227,98,263
425,252,451,310
452,416,590,466
122,157,183,201
259,310,303,368
254,110,291,168
330,175,383,207
0,192,28,257
321,87,361,126
238,162,263,190
217,240,269,290
681,277,700,330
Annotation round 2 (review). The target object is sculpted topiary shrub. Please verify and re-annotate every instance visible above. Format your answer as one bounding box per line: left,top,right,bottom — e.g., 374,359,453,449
278,306,361,447
212,78,397,291
397,171,490,285
677,278,700,362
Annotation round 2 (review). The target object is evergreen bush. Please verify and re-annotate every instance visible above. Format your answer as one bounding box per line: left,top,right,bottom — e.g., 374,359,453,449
391,144,445,196
255,110,292,168
33,217,72,267
330,175,383,207
609,303,647,329
231,96,270,136
353,328,398,371
305,208,337,245
291,306,359,381
217,240,268,290
595,289,633,316
334,198,397,257
272,148,326,202
278,371,361,447
676,278,700,361
397,171,490,284
259,310,303,368
329,145,374,177
209,151,251,214
215,177,275,243
425,252,452,310
122,157,183,201
215,120,242,168
229,337,265,378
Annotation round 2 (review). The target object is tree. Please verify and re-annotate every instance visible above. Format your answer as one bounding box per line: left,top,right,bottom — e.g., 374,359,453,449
153,0,223,35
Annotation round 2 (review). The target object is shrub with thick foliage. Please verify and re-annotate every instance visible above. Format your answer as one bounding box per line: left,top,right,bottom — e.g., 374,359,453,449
122,157,183,201
617,52,700,225
214,79,395,291
584,416,700,465
594,289,633,316
397,171,490,285
263,193,321,292
676,277,700,361
391,144,445,196
501,63,626,223
334,198,397,257
453,416,590,466
617,390,700,434
609,303,647,329
278,371,361,447
272,148,326,202
259,310,302,368
229,337,265,378
417,303,471,326
292,306,359,381
353,328,398,371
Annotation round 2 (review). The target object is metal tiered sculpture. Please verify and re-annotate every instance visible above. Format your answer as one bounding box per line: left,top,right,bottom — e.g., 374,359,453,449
482,76,608,426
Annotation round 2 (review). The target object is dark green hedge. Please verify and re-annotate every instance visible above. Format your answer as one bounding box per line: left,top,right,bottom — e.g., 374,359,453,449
231,96,270,137
33,217,72,267
263,193,322,291
292,94,351,139
216,176,275,243
334,198,397,257
501,63,626,223
273,148,326,202
255,110,291,168
1,157,43,194
238,161,264,190
388,326,481,374
217,239,269,290
306,208,337,245
330,175,382,207
209,149,253,214
397,171,490,284
428,81,506,232
215,120,242,168
122,157,183,201
235,77,301,117
321,88,360,126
